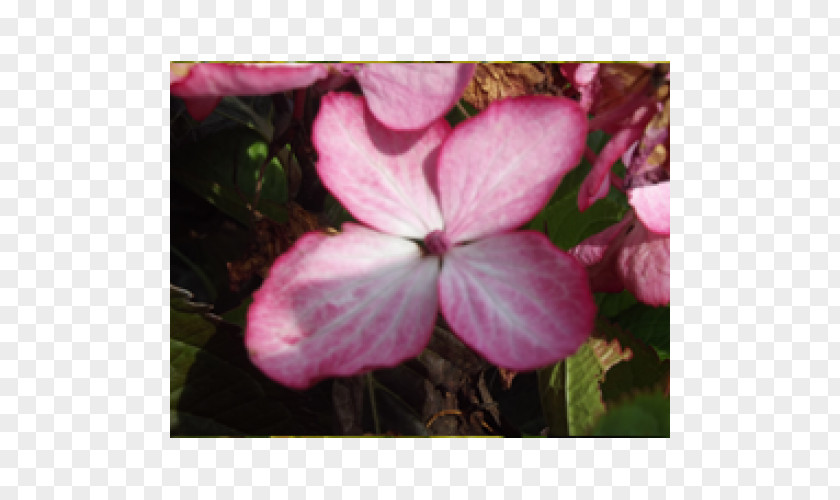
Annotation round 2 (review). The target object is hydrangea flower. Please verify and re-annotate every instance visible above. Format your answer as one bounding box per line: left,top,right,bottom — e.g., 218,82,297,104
245,92,595,389
170,62,475,130
571,180,670,306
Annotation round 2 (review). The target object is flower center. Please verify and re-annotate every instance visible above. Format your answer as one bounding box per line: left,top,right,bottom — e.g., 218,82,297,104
423,230,450,256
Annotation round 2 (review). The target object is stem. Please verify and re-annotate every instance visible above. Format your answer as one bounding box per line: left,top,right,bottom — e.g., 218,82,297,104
366,373,381,435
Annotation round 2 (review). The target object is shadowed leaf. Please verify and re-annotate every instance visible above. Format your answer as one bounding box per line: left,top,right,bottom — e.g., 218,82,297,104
612,304,670,360
594,318,670,405
172,126,289,226
591,392,669,437
537,341,605,437
538,317,669,436
170,286,333,436
540,190,629,250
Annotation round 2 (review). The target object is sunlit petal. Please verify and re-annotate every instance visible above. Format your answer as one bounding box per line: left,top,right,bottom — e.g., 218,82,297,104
246,224,440,389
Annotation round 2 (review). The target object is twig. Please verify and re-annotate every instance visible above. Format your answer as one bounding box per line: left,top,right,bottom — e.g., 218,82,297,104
426,409,463,428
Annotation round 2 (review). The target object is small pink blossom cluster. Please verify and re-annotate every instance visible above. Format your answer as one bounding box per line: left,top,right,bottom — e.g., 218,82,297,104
171,63,669,389
562,63,671,307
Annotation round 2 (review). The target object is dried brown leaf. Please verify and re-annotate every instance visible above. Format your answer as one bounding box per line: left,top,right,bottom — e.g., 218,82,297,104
226,202,320,291
497,367,518,390
590,63,652,116
463,63,546,111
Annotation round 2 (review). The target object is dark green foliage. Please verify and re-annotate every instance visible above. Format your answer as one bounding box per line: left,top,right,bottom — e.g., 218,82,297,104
170,287,334,436
591,392,669,437
171,127,289,227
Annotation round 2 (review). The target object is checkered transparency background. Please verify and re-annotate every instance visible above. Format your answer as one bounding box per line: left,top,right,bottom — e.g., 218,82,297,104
1,0,836,496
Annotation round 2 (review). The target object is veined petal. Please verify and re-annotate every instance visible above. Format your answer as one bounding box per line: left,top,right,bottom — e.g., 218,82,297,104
437,96,587,243
355,63,476,130
246,224,440,389
438,231,596,371
170,62,329,97
629,181,670,235
313,92,447,239
616,223,670,306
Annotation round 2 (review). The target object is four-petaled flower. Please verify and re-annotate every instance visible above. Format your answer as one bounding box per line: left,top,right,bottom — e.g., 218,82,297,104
245,92,596,389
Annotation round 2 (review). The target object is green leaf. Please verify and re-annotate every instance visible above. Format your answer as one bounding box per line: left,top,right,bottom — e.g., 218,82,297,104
537,341,606,436
530,189,628,251
170,286,333,436
595,290,638,318
219,296,254,330
526,128,630,249
172,95,277,146
551,129,610,202
591,392,669,437
612,304,670,360
537,317,670,437
594,319,669,406
171,126,289,226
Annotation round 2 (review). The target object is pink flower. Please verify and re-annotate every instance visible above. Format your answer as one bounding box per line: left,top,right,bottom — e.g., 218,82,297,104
245,92,595,389
571,181,670,306
170,62,476,130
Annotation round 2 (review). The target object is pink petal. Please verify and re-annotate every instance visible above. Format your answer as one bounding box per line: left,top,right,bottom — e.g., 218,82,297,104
560,63,601,112
246,224,440,389
629,181,670,235
579,99,663,212
569,215,632,294
438,231,596,370
312,92,447,239
616,223,670,306
621,140,639,170
355,63,476,130
560,63,600,88
180,97,222,122
170,63,329,120
577,123,646,212
170,62,328,97
437,96,588,243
